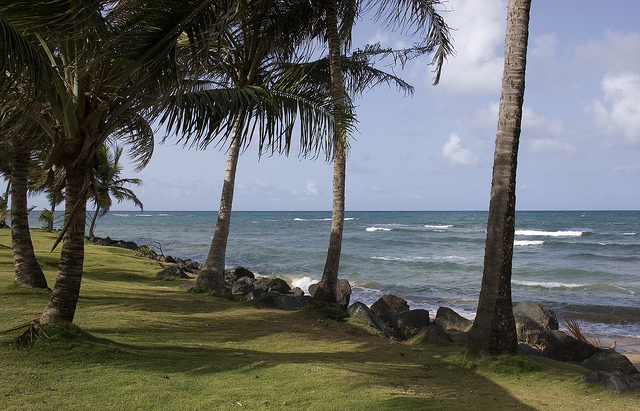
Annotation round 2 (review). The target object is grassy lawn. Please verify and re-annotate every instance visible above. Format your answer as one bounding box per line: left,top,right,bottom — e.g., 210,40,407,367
0,229,638,410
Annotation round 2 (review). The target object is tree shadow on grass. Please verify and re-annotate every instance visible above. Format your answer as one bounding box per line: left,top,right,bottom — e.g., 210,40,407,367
20,318,542,410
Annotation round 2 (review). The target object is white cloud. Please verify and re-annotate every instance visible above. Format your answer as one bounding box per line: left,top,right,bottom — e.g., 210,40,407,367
436,0,507,94
589,72,640,144
529,33,557,60
522,107,564,136
528,138,576,158
305,180,319,196
575,31,640,74
442,133,479,166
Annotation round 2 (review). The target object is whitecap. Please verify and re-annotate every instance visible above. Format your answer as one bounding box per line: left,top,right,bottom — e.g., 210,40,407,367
515,229,583,237
136,214,154,217
623,232,637,236
512,280,584,289
424,224,453,229
514,240,544,246
112,213,130,217
291,276,317,295
366,227,392,232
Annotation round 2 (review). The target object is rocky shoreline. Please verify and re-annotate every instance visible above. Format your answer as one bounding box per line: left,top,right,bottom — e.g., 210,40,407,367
87,235,640,393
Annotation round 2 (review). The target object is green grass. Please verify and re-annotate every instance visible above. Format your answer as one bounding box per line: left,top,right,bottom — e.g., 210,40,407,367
0,229,638,410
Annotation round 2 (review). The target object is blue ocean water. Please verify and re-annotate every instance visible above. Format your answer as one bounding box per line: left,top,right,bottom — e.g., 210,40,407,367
51,210,640,342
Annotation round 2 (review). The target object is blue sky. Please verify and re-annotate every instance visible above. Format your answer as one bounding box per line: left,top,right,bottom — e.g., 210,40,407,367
39,0,640,212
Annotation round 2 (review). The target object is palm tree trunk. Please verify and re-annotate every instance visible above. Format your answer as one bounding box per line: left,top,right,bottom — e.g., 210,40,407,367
11,146,48,289
49,200,56,231
467,0,531,357
40,161,88,324
313,0,347,305
88,204,100,239
195,116,243,293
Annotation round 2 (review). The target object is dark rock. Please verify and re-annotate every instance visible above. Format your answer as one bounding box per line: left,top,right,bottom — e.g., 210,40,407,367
435,307,473,333
513,301,558,345
336,279,352,308
231,276,254,294
225,266,255,284
308,279,352,307
583,370,640,392
254,277,291,294
518,343,543,357
414,325,454,344
370,294,410,320
291,287,305,297
542,330,602,363
447,329,470,347
164,255,177,264
581,349,640,377
273,294,313,311
177,259,201,273
347,301,401,339
389,309,430,340
155,265,189,279
117,240,139,250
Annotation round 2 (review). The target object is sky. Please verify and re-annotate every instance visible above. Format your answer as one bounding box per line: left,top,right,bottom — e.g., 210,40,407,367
38,0,640,212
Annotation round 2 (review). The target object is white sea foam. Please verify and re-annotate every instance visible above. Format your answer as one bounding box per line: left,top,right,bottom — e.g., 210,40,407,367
424,224,453,229
514,240,544,246
623,232,637,236
512,280,585,289
136,214,154,217
291,276,317,294
515,230,583,237
112,213,130,217
366,227,391,232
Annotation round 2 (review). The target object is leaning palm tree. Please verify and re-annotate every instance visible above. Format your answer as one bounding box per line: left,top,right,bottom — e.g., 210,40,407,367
467,0,532,357
312,0,453,304
87,145,143,239
0,108,49,289
161,0,336,294
1,1,237,323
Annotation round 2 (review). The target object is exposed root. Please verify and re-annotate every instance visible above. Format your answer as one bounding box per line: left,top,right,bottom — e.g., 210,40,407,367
7,321,49,348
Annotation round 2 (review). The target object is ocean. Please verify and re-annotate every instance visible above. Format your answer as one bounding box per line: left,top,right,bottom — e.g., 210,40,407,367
46,210,640,349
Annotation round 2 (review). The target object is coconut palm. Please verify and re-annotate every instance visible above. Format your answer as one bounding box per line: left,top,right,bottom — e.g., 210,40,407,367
312,0,453,304
0,0,238,323
87,144,143,239
467,0,532,357
161,0,337,293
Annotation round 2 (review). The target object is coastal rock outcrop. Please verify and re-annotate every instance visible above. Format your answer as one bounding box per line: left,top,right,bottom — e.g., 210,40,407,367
155,265,190,279
308,279,352,308
542,330,603,363
434,307,473,347
582,370,640,392
513,301,558,345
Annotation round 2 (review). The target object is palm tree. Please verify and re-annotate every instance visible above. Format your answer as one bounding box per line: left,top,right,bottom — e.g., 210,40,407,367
312,0,453,304
87,145,143,239
467,0,532,358
161,1,336,294
1,1,236,323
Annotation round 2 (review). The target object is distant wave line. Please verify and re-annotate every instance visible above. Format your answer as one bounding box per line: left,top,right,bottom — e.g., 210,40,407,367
514,240,544,246
515,229,583,237
366,227,392,232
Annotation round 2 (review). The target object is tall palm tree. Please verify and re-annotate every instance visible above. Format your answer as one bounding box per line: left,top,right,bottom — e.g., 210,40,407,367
162,0,336,294
467,0,532,358
312,0,453,304
87,144,143,239
1,1,236,323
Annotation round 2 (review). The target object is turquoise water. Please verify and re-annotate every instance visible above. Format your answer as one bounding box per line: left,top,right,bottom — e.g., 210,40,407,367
48,210,640,341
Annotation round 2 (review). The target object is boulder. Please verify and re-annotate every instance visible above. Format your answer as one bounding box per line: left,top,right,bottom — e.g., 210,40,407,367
155,265,189,279
164,255,177,263
370,294,410,320
117,240,139,250
308,279,352,307
225,266,255,284
435,307,473,333
291,287,305,297
253,277,291,294
273,294,313,311
513,301,558,345
389,309,430,340
347,301,401,339
414,325,454,344
583,370,640,393
581,349,640,377
542,330,602,363
177,259,201,273
231,276,254,294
